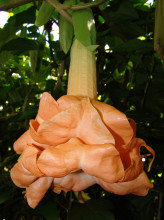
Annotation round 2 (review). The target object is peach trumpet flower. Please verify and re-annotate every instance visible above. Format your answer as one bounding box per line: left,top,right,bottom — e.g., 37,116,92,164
10,38,155,209
10,92,155,209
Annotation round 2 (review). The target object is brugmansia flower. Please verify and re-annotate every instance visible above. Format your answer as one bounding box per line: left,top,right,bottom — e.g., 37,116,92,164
10,92,155,208
10,39,155,209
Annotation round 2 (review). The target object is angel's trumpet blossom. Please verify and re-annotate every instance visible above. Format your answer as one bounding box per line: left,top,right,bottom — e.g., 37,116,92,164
10,39,155,208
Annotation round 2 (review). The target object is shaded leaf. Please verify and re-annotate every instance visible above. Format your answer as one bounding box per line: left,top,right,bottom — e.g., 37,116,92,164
110,1,139,21
35,2,54,27
0,51,12,66
68,199,115,220
59,15,74,54
8,6,36,26
114,39,153,53
1,38,39,51
129,193,155,220
36,201,58,220
0,191,12,204
0,20,20,48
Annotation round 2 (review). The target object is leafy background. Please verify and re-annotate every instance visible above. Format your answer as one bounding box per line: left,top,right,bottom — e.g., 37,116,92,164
0,0,164,219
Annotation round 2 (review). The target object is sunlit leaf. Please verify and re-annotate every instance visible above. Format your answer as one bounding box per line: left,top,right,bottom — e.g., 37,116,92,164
72,8,96,47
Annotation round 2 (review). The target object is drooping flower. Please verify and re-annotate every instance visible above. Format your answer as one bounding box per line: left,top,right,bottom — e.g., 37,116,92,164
10,92,155,208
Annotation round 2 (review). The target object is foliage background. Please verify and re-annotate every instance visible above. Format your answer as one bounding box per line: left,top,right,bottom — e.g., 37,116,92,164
0,0,163,219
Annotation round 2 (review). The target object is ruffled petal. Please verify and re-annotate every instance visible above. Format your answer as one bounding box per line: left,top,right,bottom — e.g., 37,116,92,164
36,92,59,123
92,100,134,146
29,100,84,146
117,138,143,181
82,141,124,183
77,98,115,145
57,95,82,111
13,130,31,154
37,138,83,177
10,161,37,188
96,171,153,196
30,97,115,146
118,138,155,181
37,138,124,183
21,145,43,177
14,129,52,154
25,177,53,208
52,171,95,193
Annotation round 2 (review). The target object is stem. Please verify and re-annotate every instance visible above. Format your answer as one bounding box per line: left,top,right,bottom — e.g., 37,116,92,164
140,56,154,110
157,193,163,220
54,59,65,92
22,86,33,112
47,29,58,68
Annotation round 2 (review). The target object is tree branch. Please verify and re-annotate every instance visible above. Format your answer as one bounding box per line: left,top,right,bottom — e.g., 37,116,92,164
0,0,41,11
66,0,107,10
46,0,73,23
0,0,106,24
46,0,107,23
47,0,107,11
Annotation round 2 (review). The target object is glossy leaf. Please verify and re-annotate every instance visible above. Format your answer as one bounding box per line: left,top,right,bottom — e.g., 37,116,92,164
72,8,96,47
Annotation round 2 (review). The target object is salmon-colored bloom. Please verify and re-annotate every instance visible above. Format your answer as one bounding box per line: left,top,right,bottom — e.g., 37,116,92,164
10,92,155,208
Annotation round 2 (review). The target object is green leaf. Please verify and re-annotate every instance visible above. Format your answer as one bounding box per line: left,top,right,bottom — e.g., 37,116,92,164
68,199,115,220
8,6,36,26
119,22,145,39
0,191,12,204
0,20,20,49
110,1,139,21
35,2,54,27
72,8,96,47
59,15,74,54
99,0,109,11
114,39,153,53
1,38,39,51
11,2,34,14
129,193,155,220
0,8,35,50
0,51,12,66
87,45,99,52
36,201,58,220
29,50,41,73
59,0,76,54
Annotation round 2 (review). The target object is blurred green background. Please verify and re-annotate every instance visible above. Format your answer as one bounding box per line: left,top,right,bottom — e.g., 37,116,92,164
0,0,163,219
